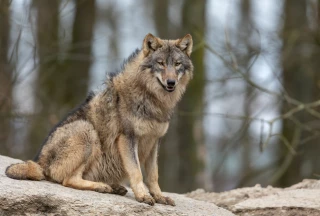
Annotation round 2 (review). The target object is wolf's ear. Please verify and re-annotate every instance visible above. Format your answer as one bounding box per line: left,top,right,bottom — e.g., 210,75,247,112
176,34,193,57
143,33,161,56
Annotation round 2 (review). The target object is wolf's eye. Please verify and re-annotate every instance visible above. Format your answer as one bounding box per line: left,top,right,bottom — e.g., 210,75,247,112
175,62,181,67
157,61,164,66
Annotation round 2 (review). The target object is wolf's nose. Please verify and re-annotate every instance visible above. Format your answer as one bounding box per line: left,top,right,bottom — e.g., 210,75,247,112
167,79,176,87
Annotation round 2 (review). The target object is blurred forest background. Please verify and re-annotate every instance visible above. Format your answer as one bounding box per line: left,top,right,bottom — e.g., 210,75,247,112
0,0,320,193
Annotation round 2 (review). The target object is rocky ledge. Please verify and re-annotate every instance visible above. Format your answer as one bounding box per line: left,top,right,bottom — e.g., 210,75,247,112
0,155,233,216
2,155,319,216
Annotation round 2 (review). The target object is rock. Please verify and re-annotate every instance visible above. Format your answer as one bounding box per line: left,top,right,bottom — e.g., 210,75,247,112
233,189,320,216
0,155,234,216
288,179,320,190
186,184,281,210
186,179,320,216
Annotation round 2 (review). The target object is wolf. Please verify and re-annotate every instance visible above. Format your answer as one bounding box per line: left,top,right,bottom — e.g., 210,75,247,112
5,33,193,206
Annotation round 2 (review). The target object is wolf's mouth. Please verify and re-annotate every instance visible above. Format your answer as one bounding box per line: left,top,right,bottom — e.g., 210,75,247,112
157,78,175,92
165,86,175,92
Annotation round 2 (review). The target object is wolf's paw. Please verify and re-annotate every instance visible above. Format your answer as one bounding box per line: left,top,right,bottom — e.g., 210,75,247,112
111,184,128,196
152,194,176,206
136,194,155,206
95,184,113,193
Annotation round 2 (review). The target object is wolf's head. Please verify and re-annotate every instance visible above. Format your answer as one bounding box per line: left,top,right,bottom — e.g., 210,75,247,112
140,33,194,93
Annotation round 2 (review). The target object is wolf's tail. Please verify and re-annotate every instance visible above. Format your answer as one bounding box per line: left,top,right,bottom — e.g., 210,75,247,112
5,160,45,181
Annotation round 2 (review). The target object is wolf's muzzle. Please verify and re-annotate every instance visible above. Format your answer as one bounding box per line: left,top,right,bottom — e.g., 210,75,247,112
166,79,176,92
157,78,176,92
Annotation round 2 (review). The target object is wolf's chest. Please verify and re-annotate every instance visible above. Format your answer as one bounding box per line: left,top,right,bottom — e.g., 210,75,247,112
131,117,169,138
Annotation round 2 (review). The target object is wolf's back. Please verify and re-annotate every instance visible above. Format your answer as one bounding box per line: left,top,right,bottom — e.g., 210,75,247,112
5,160,45,181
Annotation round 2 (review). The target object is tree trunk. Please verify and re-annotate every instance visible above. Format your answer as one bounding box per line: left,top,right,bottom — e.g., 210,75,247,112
0,0,12,156
278,0,320,186
62,0,96,106
174,0,206,192
26,0,96,159
25,0,60,159
238,0,255,187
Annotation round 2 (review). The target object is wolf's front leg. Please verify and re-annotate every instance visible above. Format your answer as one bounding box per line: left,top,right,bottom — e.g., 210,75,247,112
145,141,175,206
118,134,155,205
